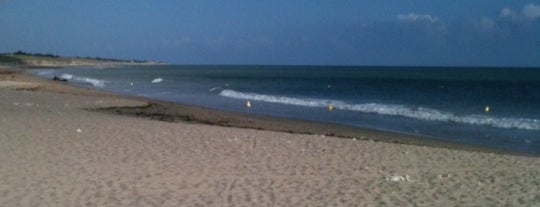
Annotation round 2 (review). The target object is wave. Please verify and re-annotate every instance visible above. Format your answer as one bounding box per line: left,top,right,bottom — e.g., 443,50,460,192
60,74,107,87
209,86,223,92
219,89,540,131
151,78,163,83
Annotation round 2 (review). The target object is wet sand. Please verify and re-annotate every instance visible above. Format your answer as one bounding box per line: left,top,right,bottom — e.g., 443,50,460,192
1,69,539,206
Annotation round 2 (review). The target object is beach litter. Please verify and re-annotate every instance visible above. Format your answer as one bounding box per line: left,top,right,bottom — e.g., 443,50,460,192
386,175,410,182
437,173,452,179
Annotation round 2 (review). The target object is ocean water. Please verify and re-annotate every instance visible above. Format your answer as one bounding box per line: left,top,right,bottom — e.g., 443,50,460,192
32,65,540,154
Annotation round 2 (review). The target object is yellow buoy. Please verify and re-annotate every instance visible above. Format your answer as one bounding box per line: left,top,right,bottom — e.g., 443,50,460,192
246,100,251,108
484,106,490,113
327,104,333,111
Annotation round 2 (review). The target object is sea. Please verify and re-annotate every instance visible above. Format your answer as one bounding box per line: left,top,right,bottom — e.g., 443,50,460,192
32,65,540,154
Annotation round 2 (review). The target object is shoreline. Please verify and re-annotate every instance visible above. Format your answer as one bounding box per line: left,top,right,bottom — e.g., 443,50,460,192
94,97,536,157
2,67,540,206
13,67,536,157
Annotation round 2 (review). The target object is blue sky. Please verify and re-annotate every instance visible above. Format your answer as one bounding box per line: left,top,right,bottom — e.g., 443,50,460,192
1,0,539,66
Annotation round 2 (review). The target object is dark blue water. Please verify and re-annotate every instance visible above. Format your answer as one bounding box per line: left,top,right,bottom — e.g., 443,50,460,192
32,65,540,154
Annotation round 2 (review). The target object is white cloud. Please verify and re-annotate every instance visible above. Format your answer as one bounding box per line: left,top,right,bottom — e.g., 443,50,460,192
501,4,540,21
522,3,540,20
397,13,439,23
500,7,517,18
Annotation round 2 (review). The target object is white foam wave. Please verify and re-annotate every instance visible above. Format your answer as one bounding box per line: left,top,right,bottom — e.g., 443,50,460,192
60,73,107,87
60,74,73,79
151,78,163,83
209,86,222,92
219,89,540,130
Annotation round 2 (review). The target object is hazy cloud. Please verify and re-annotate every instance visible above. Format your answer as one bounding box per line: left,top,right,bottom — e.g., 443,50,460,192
478,17,496,31
523,4,540,20
397,13,439,23
168,37,193,46
501,3,540,21
500,8,517,18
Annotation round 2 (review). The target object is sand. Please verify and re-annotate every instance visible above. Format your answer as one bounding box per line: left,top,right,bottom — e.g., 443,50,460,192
1,69,539,206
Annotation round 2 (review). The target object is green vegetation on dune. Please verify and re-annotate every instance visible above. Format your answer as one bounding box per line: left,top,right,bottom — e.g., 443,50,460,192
0,53,24,64
13,51,60,58
0,51,163,68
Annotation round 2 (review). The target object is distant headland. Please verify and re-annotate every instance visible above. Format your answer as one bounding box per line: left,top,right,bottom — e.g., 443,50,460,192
0,51,166,68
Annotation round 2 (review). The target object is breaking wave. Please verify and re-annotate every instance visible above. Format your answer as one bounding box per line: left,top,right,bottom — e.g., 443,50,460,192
151,78,163,83
60,74,107,87
219,89,540,130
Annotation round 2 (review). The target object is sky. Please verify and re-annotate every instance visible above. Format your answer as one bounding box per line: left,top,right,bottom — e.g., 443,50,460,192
1,0,539,66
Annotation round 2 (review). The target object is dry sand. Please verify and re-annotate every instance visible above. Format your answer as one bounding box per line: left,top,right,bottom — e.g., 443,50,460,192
1,69,539,206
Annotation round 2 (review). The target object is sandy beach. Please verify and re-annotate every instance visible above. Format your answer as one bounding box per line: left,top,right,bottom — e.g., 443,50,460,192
1,68,539,206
